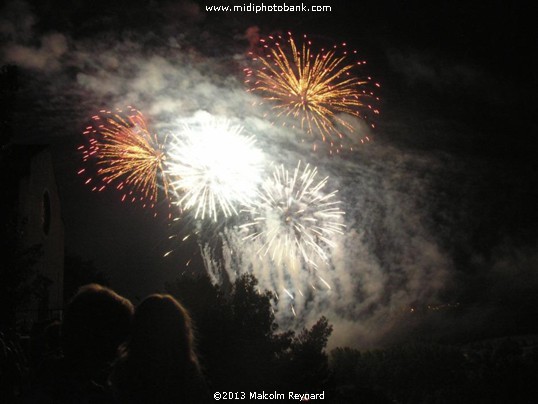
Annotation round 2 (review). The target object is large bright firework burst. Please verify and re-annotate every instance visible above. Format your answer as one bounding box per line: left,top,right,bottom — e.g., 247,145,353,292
78,107,170,209
245,32,380,153
166,115,265,221
240,161,345,270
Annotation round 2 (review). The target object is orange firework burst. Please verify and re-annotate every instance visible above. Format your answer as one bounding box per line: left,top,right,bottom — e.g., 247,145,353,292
245,32,380,152
78,107,169,209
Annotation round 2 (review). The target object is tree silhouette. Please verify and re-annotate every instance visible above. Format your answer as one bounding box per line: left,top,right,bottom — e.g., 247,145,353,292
280,316,333,393
166,272,333,392
329,338,538,404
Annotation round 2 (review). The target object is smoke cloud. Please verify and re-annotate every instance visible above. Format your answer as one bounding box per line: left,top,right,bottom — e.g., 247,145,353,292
2,1,534,349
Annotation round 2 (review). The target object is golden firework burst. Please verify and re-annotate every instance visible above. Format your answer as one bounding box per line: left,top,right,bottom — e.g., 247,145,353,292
246,33,379,152
79,107,169,208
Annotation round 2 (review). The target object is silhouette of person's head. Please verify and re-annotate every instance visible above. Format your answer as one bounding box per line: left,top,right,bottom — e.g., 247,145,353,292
128,294,197,365
111,294,208,403
62,284,133,372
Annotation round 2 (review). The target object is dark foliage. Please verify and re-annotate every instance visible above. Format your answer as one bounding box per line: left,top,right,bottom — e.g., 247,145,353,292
281,316,333,393
330,337,538,404
166,273,332,392
0,330,28,403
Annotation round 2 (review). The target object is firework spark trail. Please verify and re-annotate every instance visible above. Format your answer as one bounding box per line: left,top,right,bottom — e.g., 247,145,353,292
241,161,345,270
166,116,265,221
78,107,169,209
245,32,380,152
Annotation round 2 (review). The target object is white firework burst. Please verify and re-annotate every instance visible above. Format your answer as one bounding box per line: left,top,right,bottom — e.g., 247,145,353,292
241,161,345,269
166,117,265,221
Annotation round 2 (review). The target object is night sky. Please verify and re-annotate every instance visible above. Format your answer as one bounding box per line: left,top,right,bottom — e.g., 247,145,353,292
2,0,536,348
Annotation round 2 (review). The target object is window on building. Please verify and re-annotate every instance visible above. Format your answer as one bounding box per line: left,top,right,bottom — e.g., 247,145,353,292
42,190,51,235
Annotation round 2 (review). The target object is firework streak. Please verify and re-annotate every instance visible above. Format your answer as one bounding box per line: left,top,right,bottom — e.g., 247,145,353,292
245,32,380,152
240,161,345,269
78,107,169,208
166,117,265,221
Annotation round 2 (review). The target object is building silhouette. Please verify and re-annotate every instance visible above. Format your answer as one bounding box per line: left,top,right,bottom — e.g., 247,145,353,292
17,146,64,324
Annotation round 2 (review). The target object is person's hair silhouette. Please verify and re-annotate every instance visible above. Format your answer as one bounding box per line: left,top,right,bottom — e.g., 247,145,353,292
62,283,134,378
24,284,134,403
111,294,209,403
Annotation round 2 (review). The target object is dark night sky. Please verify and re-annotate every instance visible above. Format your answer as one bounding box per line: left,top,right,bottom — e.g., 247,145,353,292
2,0,536,347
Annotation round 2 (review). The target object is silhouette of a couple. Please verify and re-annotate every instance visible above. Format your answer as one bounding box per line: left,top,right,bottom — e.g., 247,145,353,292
26,284,209,403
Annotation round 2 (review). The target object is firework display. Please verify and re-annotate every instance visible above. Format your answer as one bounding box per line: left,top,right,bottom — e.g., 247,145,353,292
16,3,526,385
79,107,169,208
166,117,265,221
240,161,345,269
245,32,379,152
76,30,379,308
